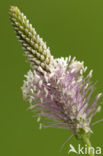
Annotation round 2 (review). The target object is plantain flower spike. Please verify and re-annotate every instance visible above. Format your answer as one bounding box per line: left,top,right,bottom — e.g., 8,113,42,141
9,6,102,155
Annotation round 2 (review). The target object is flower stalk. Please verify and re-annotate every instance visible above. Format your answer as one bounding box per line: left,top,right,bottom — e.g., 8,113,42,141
82,134,94,156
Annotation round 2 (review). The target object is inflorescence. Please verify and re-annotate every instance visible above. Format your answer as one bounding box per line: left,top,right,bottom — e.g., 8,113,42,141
9,6,102,138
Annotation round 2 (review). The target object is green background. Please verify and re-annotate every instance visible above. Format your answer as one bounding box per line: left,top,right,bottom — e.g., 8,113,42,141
0,0,103,156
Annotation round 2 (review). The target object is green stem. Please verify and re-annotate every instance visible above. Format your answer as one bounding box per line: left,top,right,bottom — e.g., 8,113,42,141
82,134,94,156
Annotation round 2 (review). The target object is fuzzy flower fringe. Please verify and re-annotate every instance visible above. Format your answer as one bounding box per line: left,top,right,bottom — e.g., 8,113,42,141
9,6,102,137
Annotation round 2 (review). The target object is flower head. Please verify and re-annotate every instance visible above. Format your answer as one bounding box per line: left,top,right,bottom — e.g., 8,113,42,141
9,6,102,138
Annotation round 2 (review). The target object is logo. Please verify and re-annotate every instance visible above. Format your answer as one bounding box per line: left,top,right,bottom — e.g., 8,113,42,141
68,144,101,155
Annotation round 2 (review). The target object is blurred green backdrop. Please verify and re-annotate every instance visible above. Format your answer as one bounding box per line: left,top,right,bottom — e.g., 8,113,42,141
0,0,103,156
